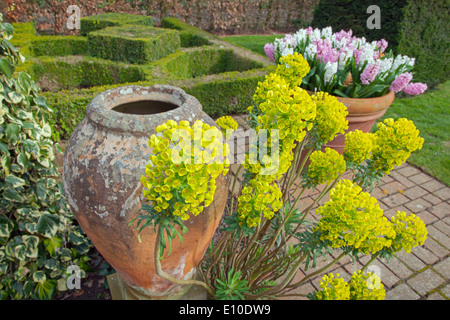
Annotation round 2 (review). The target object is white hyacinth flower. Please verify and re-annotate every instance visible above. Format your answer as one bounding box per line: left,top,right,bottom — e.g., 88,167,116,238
310,28,321,42
321,27,333,38
324,61,338,85
304,43,318,60
379,57,393,75
281,46,294,57
358,45,375,66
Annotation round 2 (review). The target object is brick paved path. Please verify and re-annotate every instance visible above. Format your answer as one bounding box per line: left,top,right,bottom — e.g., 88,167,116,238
228,114,450,300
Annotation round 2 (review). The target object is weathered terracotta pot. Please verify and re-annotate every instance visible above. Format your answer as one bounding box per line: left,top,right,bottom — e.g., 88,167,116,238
62,84,230,299
325,91,395,154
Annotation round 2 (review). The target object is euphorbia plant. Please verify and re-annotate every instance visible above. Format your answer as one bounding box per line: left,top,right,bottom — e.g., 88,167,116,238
131,53,427,300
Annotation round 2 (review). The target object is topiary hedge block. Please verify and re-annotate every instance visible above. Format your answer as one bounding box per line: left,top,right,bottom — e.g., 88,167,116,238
182,68,273,118
87,25,181,64
161,17,213,47
30,36,89,57
28,56,145,91
80,12,154,36
161,47,265,79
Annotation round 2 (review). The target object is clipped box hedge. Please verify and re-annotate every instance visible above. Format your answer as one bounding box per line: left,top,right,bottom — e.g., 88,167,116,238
28,56,145,91
87,25,181,64
30,36,88,57
161,17,213,47
80,12,154,36
161,47,264,79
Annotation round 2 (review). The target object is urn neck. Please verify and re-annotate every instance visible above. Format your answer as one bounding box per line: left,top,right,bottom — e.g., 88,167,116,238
86,85,203,135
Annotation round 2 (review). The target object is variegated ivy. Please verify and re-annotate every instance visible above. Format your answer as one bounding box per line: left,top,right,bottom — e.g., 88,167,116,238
0,14,91,300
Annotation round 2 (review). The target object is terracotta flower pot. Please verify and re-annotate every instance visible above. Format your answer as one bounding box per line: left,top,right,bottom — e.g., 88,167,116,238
62,84,230,299
325,91,395,154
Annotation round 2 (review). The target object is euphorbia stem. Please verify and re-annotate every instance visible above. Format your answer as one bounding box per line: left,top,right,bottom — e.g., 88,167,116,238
361,252,381,272
154,225,216,298
286,251,346,290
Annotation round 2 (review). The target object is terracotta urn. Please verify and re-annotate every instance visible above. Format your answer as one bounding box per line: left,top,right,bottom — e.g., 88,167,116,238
62,84,230,299
324,91,395,154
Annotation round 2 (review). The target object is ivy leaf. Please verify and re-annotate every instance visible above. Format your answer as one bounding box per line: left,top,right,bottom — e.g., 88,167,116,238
1,153,11,176
5,123,20,144
5,174,26,188
14,244,27,260
17,72,32,95
22,235,39,259
34,279,56,300
23,281,34,297
44,258,60,271
3,187,26,203
0,215,12,240
0,141,8,154
7,91,23,104
35,213,60,238
43,236,63,256
0,58,14,78
41,123,52,138
32,270,46,284
17,152,30,169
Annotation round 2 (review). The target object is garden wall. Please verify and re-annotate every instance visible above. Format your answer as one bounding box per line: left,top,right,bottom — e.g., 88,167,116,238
1,0,320,35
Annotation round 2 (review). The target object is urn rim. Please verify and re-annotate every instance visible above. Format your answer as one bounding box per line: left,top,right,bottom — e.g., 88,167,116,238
86,84,203,135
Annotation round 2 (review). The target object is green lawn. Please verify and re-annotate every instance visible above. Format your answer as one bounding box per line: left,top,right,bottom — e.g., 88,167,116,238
222,34,283,57
379,81,450,186
221,34,450,186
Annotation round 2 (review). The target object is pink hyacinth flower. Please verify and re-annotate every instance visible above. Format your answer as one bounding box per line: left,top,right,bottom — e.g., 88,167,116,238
264,43,276,62
360,61,381,84
403,82,428,95
390,72,413,93
353,48,364,64
305,26,313,36
377,39,388,52
335,29,353,41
